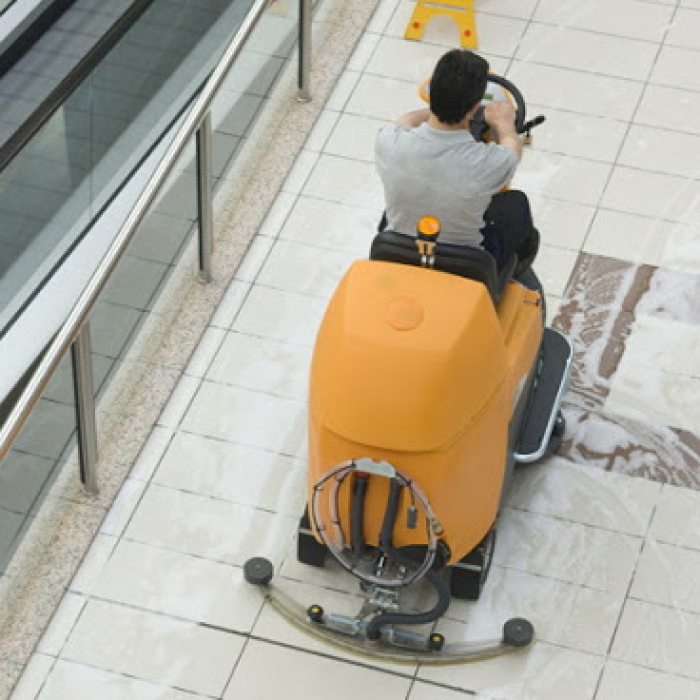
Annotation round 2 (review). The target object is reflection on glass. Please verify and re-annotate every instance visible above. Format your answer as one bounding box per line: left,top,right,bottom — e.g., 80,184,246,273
0,0,258,336
0,0,306,580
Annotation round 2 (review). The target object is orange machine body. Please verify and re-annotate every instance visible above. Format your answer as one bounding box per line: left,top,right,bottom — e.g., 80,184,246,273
308,260,542,564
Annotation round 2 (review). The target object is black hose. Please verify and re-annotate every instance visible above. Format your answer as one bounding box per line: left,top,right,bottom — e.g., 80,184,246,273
351,474,369,556
379,478,404,555
366,480,451,641
366,569,451,640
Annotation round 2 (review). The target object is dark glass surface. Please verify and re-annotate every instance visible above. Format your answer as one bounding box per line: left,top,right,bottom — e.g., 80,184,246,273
0,0,256,337
0,0,304,575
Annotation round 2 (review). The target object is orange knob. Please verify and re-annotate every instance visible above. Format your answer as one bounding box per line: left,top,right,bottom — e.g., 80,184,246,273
418,215,440,237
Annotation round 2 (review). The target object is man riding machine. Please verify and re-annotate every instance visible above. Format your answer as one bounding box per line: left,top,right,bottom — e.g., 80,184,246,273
245,50,573,663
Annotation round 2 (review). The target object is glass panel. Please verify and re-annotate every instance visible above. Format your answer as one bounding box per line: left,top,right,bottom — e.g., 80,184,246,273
0,351,76,575
0,0,314,607
0,0,258,338
0,1,17,16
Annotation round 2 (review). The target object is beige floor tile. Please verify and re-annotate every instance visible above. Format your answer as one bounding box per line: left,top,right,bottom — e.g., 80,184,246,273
650,485,700,549
125,484,297,566
651,44,700,92
278,196,377,254
224,640,412,700
233,284,328,346
154,430,306,514
61,600,244,696
36,660,207,700
92,539,264,631
257,239,357,299
419,621,604,700
534,0,674,43
596,660,700,700
611,599,700,680
665,7,700,50
508,61,644,120
495,508,641,594
516,24,658,81
207,330,312,399
506,457,660,536
618,124,700,178
631,540,700,614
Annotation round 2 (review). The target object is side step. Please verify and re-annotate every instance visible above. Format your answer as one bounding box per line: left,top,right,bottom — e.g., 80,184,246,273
515,328,573,463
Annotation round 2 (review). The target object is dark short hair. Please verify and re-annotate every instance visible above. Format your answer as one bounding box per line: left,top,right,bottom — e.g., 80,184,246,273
430,50,488,125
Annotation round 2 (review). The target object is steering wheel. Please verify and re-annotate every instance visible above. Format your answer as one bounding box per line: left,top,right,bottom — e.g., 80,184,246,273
419,73,528,141
470,73,526,141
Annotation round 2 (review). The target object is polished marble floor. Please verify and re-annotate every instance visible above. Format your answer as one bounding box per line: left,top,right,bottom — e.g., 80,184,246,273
10,0,700,697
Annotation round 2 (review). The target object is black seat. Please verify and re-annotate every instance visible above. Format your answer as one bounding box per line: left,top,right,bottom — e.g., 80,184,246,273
369,231,516,305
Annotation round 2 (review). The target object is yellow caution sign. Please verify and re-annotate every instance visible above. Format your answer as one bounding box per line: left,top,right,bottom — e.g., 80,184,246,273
404,0,478,49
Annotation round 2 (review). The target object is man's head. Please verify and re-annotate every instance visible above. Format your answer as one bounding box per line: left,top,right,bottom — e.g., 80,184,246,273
430,49,488,125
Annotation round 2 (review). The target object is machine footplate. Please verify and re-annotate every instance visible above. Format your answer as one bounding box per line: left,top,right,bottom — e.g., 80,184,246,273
515,328,573,463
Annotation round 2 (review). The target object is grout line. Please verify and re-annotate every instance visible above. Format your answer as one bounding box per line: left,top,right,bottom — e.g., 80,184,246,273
582,1,685,253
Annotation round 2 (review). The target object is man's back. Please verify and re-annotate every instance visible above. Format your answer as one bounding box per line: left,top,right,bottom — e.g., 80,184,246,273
375,122,517,247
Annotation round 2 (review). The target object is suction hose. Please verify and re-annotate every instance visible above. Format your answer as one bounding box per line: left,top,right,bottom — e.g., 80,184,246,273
366,479,451,641
351,473,369,556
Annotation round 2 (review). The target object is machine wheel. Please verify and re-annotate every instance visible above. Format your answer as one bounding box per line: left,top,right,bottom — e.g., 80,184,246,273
297,508,328,568
503,618,534,647
449,528,496,601
244,557,274,586
545,410,565,457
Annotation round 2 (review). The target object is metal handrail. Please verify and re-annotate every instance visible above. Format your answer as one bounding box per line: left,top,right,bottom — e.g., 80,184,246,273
0,0,311,463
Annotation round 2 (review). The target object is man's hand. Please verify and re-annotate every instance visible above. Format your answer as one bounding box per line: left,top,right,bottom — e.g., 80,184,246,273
484,101,522,161
484,101,516,131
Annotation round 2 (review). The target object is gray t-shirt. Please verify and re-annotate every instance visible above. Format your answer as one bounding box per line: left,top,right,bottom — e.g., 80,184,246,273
375,123,518,246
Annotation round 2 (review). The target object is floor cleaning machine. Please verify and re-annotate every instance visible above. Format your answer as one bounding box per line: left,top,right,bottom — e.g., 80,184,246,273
245,73,573,664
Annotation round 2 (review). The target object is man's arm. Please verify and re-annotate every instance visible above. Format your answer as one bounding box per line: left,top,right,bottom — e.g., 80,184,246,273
396,108,431,129
484,102,523,161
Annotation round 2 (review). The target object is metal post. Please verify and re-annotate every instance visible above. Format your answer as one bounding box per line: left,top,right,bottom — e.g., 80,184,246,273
196,112,214,283
297,0,311,102
71,323,98,496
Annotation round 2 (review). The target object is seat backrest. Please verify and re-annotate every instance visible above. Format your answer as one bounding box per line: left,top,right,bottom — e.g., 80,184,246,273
369,230,513,304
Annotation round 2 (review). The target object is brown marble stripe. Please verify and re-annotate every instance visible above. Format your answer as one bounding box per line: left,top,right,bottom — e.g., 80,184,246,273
558,404,700,488
552,253,654,410
551,252,700,487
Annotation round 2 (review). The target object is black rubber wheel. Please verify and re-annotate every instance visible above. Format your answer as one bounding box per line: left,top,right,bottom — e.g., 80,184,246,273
244,557,274,586
427,633,445,651
297,508,328,568
307,604,324,624
503,618,534,647
449,528,496,601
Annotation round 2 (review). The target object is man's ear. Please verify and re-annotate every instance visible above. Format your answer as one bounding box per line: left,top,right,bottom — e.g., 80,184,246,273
462,101,482,127
466,101,482,119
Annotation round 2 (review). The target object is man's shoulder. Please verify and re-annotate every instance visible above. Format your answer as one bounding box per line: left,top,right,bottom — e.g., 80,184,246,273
377,122,411,140
375,123,416,157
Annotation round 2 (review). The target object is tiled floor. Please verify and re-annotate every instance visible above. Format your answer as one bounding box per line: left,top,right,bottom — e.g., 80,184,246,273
10,0,700,698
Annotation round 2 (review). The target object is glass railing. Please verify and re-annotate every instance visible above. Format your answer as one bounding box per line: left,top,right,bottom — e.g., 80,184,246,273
0,1,17,17
0,0,261,337
0,0,309,576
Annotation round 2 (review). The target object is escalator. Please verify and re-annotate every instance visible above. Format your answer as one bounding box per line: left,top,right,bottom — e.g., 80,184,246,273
0,0,302,573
